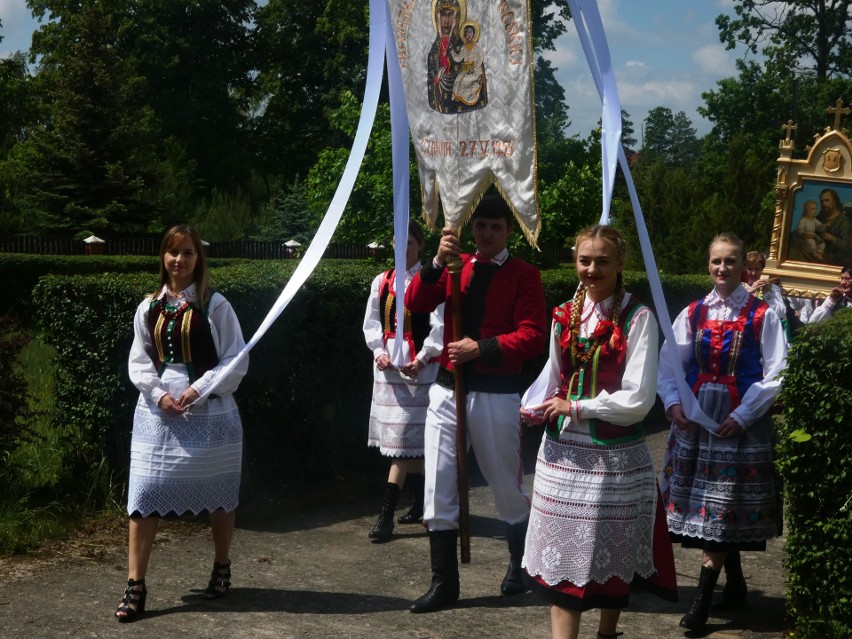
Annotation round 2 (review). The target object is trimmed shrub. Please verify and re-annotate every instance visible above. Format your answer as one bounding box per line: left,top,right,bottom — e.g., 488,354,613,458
33,261,377,488
32,259,712,499
0,253,239,324
776,309,852,639
0,317,33,456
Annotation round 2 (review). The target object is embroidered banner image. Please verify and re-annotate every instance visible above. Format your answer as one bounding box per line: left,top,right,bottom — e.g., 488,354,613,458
390,0,540,244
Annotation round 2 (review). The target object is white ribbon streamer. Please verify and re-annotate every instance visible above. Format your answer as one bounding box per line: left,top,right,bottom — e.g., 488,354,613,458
567,0,719,432
568,1,619,225
387,3,411,367
194,0,389,403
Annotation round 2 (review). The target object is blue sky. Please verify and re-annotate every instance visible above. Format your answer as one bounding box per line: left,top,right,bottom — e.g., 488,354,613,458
0,0,744,139
547,0,742,139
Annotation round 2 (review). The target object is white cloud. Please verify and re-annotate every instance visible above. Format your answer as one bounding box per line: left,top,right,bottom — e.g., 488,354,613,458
693,43,737,76
625,60,647,70
543,43,579,71
618,79,697,108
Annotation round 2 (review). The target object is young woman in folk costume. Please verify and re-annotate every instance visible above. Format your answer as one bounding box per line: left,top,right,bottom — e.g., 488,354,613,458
116,225,248,622
520,225,677,639
363,223,443,541
659,233,787,632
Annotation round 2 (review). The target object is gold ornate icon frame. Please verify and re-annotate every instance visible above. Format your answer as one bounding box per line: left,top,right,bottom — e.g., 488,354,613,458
765,99,852,298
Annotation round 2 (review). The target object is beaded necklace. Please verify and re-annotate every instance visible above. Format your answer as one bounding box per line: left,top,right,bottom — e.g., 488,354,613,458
160,300,188,319
565,288,621,366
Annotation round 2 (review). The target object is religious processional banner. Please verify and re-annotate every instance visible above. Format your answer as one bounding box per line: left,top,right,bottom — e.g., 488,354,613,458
388,0,540,244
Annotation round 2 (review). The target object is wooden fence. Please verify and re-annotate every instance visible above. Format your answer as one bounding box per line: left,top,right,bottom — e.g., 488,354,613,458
0,236,374,260
0,235,571,262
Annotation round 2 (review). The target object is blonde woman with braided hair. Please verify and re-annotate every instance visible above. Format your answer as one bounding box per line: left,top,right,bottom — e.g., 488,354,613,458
520,225,677,639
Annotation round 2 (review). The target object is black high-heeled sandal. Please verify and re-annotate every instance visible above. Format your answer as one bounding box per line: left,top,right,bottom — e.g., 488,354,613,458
203,560,231,599
115,578,147,623
597,632,623,639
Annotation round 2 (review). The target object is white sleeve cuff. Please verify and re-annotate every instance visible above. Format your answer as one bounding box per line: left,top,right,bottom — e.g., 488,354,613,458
150,387,167,406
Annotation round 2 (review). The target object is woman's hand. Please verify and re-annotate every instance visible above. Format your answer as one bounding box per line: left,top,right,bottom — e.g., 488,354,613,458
178,387,199,409
375,353,393,371
400,358,424,378
716,416,744,438
666,404,694,429
520,407,544,426
157,393,185,417
530,398,573,424
747,279,767,294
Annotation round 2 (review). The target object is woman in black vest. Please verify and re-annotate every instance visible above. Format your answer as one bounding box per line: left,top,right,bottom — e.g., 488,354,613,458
115,225,248,622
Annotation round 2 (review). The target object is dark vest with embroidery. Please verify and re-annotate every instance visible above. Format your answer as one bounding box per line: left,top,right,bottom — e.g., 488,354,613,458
379,269,431,361
685,294,767,409
147,296,219,384
548,295,646,445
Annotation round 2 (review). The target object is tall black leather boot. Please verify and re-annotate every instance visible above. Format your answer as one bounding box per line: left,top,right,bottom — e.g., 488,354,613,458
368,483,399,541
680,565,721,631
711,550,748,611
410,529,460,613
500,518,529,595
397,473,424,524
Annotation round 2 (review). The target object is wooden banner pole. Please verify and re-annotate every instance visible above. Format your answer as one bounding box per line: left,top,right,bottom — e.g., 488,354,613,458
447,250,471,564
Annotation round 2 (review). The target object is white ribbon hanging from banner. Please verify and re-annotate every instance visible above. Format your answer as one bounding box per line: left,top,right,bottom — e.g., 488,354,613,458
566,0,719,432
567,1,619,225
387,5,412,367
194,0,390,403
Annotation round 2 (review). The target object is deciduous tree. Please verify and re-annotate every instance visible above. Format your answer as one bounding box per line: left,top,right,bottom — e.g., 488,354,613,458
716,0,852,80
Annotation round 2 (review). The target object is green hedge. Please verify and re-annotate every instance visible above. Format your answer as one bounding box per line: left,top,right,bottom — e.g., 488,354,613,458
0,253,240,323
31,258,711,495
776,309,852,639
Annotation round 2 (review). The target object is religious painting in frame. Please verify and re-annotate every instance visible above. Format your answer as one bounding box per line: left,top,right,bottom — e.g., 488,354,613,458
765,100,852,299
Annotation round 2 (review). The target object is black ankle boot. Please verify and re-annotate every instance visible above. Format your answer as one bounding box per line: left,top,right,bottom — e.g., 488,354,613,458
369,483,400,541
680,565,721,631
397,474,424,524
410,530,460,613
500,518,529,595
711,550,748,611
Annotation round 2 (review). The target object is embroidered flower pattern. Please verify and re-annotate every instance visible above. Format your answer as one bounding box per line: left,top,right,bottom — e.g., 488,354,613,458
575,522,594,543
541,545,562,570
610,451,628,470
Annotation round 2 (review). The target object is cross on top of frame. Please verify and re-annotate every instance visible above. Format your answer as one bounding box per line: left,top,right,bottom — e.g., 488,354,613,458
826,98,851,132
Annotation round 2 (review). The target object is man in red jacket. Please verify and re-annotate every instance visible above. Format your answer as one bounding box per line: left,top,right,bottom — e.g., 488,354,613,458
405,193,547,613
